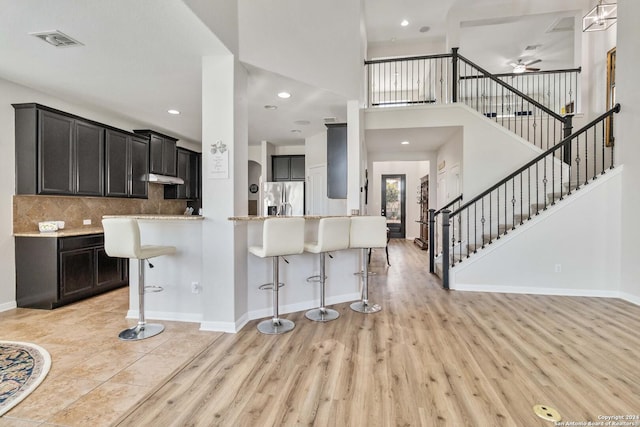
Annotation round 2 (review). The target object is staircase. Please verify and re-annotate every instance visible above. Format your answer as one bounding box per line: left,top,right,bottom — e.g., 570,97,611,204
432,104,621,288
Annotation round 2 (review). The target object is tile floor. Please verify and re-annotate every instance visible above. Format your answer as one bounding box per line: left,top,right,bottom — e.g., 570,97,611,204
0,287,222,426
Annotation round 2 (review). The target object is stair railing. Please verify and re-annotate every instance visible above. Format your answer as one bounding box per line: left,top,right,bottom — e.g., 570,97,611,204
456,52,573,151
440,103,621,289
428,194,463,274
364,49,577,151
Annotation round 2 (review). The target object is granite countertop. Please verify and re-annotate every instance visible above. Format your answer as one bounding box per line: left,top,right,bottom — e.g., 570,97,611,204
14,226,105,238
228,215,350,221
102,214,204,221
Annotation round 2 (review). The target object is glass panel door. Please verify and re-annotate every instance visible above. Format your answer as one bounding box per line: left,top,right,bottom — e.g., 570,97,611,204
381,174,406,238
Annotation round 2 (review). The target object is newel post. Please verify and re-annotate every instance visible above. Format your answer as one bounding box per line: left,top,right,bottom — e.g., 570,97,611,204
451,47,459,103
428,209,436,273
562,114,574,164
442,209,450,290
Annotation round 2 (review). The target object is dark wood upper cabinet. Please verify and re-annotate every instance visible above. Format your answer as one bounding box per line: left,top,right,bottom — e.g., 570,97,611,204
134,130,177,176
75,120,104,196
272,155,305,182
105,130,149,198
165,148,201,200
105,129,129,197
38,110,75,195
13,103,149,198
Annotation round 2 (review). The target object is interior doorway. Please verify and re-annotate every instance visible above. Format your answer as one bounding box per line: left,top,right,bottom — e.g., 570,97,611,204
381,174,406,238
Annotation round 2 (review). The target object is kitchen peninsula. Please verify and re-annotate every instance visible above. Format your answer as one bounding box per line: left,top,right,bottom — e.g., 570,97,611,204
102,214,204,323
229,215,361,321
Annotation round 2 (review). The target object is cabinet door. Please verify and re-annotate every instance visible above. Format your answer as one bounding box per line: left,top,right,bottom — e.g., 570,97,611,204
188,152,200,199
176,149,190,199
75,120,104,196
59,248,95,299
105,130,129,197
38,110,74,194
272,156,291,181
163,139,177,176
327,124,348,199
130,136,149,198
149,134,164,174
290,156,305,181
96,247,125,288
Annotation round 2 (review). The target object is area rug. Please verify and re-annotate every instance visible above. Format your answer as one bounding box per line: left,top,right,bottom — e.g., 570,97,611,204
0,341,51,416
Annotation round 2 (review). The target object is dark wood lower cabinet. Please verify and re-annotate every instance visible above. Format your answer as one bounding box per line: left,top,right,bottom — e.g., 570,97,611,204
16,234,128,309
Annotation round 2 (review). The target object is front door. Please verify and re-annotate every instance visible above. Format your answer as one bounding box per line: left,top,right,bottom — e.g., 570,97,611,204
381,174,406,238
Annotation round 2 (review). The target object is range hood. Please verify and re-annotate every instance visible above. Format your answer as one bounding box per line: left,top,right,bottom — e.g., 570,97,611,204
147,173,184,185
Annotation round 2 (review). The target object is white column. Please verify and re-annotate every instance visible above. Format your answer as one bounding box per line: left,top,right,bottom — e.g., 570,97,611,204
347,99,362,213
200,54,250,332
618,1,640,302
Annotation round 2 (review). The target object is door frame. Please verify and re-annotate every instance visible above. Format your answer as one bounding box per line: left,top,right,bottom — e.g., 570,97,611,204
381,174,406,238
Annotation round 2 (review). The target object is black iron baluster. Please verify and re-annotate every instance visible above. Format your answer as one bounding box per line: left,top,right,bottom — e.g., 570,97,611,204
601,119,606,175
593,124,597,180
428,209,435,273
473,203,477,253
466,208,470,257
442,210,450,289
584,130,589,185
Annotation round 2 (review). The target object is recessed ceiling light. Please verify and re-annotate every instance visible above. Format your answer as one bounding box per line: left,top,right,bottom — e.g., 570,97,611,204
277,92,291,99
401,141,410,145
167,109,180,115
401,19,409,27
264,105,278,110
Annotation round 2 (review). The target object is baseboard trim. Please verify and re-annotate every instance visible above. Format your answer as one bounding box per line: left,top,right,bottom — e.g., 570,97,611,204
452,284,640,307
126,310,203,324
0,301,17,312
200,321,241,334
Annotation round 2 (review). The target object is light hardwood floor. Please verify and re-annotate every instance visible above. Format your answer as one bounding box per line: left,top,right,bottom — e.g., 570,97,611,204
2,240,640,426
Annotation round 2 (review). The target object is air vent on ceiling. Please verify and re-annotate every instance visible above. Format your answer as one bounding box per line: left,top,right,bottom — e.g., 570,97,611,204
323,117,337,124
30,30,84,48
525,44,542,51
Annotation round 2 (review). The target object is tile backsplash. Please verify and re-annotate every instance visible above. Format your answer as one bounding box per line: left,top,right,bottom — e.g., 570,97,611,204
13,184,186,233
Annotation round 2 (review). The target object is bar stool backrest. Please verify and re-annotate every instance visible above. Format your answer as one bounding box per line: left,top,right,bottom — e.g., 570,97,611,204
262,217,305,257
317,217,351,252
349,216,387,249
102,218,142,259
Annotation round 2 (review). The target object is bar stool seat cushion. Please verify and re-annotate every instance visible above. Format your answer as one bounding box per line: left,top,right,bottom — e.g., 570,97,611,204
249,217,305,258
349,216,387,249
102,218,175,260
304,217,351,254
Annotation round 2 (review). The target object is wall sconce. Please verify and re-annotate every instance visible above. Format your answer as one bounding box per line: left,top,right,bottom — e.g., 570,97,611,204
583,1,617,32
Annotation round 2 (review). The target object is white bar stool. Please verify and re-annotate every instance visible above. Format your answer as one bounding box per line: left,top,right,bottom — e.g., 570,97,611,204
304,217,351,322
102,218,176,341
349,216,387,314
249,217,305,334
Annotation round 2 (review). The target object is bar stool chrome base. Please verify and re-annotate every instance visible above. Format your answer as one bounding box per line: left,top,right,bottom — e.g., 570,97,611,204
350,301,381,314
118,323,164,341
305,307,339,322
257,318,295,335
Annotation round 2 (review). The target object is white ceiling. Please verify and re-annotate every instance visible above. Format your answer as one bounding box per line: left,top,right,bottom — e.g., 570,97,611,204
366,127,461,153
0,0,582,154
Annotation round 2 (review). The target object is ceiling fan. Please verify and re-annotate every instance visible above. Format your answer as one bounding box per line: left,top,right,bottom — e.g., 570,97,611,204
510,58,542,73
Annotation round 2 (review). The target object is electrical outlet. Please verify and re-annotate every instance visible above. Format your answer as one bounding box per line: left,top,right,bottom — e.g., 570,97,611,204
554,264,562,273
191,282,201,294
83,219,91,225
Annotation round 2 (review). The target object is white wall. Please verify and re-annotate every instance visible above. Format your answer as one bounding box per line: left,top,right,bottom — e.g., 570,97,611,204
371,161,429,240
237,0,362,100
617,1,640,302
367,38,447,60
436,129,463,207
580,20,617,120
365,104,544,204
452,168,622,297
305,130,348,215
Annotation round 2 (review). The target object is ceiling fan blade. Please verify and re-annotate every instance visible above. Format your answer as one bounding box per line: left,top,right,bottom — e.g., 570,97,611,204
526,67,541,72
525,59,542,66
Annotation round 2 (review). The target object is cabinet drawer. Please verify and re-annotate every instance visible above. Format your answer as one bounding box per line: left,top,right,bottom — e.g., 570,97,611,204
59,234,104,251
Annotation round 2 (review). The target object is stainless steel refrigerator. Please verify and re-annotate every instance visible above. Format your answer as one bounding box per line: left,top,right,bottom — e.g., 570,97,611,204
263,182,305,216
